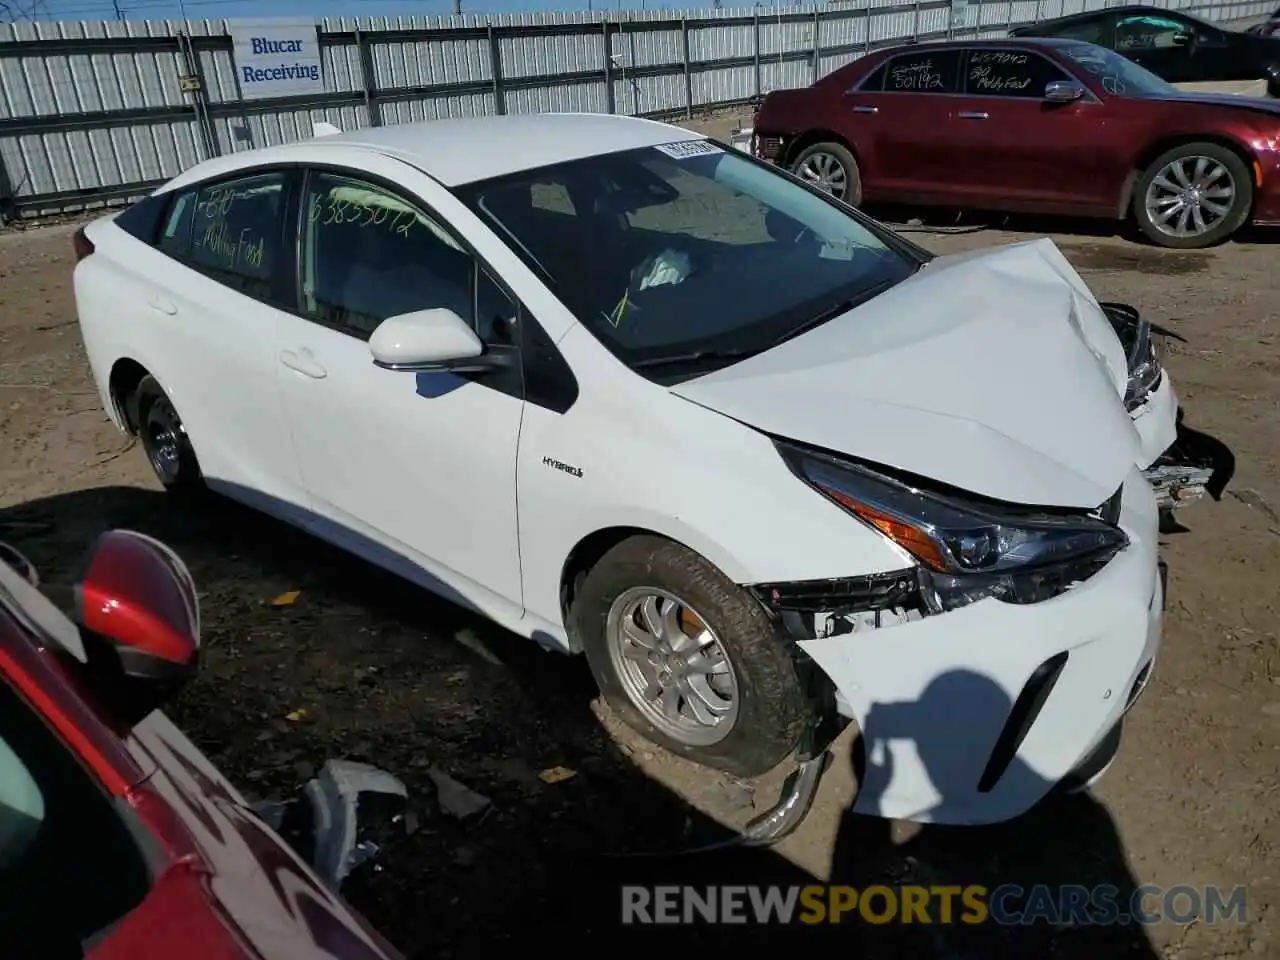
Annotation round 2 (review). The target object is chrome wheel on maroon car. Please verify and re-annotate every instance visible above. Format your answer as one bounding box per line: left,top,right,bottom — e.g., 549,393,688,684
1143,156,1236,240
790,141,863,206
1133,141,1252,250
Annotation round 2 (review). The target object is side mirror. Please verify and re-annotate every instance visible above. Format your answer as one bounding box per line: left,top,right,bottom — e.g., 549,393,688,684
1044,79,1085,102
369,308,499,374
73,530,200,729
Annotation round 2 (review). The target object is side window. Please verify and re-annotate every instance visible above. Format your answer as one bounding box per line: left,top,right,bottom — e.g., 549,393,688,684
857,62,887,92
0,676,150,953
300,171,518,348
964,50,1071,97
157,190,195,259
300,173,477,341
1116,14,1189,50
187,172,289,303
880,50,963,94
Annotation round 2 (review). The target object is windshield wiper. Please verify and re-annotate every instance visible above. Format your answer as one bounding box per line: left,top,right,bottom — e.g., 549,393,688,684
631,347,761,370
775,278,897,346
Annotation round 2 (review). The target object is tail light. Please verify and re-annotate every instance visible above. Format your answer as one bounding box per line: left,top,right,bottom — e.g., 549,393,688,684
72,225,95,262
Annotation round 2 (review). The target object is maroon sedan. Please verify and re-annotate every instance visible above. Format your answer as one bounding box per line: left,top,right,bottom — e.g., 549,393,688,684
751,38,1280,248
0,533,404,959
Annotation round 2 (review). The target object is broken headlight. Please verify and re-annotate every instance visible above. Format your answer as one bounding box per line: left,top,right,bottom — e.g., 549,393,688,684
776,441,1128,612
1102,302,1164,411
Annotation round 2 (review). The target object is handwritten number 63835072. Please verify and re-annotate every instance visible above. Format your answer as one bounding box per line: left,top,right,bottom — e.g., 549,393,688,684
307,194,414,236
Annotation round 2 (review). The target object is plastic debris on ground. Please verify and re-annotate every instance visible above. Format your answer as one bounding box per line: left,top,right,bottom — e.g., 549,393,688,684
427,768,491,819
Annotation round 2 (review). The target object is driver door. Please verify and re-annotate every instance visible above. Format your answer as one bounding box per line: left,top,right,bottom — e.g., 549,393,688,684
274,163,526,613
943,48,1121,214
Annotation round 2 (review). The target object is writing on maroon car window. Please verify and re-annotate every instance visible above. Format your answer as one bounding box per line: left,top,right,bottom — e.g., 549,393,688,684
308,192,416,237
192,185,268,272
887,58,945,90
967,51,1034,93
970,51,1028,65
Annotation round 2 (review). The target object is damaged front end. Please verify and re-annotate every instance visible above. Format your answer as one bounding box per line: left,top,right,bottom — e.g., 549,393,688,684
1102,301,1235,511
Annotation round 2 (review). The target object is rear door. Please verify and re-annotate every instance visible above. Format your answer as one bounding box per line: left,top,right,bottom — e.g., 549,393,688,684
102,170,311,522
843,47,967,202
942,46,1121,214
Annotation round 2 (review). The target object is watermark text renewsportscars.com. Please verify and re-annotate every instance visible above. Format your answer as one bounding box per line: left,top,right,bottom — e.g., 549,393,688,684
621,884,1248,926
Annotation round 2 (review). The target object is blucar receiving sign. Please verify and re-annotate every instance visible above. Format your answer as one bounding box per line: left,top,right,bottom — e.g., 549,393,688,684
227,19,324,101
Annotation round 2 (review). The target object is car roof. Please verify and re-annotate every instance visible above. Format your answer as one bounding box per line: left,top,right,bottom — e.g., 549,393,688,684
885,35,1088,53
1027,3,1197,24
271,112,703,188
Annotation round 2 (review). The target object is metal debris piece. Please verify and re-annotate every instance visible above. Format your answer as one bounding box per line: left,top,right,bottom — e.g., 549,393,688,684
538,765,576,784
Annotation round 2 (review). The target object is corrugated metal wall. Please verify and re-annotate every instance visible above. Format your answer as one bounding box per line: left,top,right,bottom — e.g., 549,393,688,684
0,0,1271,217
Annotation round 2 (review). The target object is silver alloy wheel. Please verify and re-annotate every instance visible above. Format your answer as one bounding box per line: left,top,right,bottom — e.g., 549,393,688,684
605,587,740,746
1143,155,1237,239
795,151,848,199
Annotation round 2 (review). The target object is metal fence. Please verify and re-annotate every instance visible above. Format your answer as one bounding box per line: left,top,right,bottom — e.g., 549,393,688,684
0,0,1272,219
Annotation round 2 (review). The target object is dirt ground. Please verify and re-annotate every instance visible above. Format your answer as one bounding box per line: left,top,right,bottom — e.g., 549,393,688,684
2,172,1279,956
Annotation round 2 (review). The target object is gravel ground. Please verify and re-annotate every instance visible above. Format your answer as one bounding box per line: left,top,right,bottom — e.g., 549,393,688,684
1,133,1278,957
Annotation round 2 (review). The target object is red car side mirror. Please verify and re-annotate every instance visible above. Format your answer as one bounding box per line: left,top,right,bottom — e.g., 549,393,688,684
72,530,200,728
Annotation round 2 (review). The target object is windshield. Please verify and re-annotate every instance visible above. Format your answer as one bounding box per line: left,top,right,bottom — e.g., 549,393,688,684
454,143,917,378
1062,42,1177,96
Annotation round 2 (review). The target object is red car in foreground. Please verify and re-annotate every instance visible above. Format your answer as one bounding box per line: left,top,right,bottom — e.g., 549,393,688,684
751,38,1280,248
0,533,403,959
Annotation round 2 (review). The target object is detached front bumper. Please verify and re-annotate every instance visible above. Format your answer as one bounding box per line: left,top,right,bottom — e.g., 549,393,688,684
794,468,1162,825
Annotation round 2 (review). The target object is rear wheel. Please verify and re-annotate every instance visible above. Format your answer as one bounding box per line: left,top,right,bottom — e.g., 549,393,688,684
572,535,811,778
790,141,862,206
1133,142,1252,249
133,376,204,495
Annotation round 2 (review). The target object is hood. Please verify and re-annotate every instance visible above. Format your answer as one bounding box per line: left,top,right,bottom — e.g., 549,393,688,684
671,238,1142,509
1149,91,1280,118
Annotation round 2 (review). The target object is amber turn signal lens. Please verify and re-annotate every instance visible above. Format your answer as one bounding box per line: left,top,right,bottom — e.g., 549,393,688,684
816,483,951,573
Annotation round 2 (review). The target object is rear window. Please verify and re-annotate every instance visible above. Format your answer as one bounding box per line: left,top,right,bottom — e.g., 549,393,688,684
863,49,963,93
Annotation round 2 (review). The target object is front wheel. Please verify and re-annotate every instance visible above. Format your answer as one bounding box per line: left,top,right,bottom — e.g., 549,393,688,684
1132,142,1252,249
572,535,812,778
790,141,863,206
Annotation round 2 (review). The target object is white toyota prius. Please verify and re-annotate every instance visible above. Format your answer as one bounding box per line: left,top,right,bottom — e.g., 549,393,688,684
72,113,1232,838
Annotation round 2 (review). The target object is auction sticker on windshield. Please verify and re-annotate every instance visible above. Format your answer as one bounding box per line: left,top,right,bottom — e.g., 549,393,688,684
653,140,722,159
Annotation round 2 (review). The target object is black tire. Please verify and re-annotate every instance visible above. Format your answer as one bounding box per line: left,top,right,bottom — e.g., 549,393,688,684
571,535,811,778
1132,141,1252,249
790,141,863,207
132,375,204,495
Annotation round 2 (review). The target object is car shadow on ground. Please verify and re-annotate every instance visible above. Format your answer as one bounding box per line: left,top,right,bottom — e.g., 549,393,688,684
0,487,1160,957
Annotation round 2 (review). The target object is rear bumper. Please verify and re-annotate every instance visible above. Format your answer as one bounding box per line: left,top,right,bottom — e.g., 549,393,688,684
800,467,1162,825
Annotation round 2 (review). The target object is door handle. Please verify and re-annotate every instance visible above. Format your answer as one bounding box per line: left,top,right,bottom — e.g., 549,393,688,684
280,350,327,380
957,111,989,120
852,105,879,114
147,295,176,315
